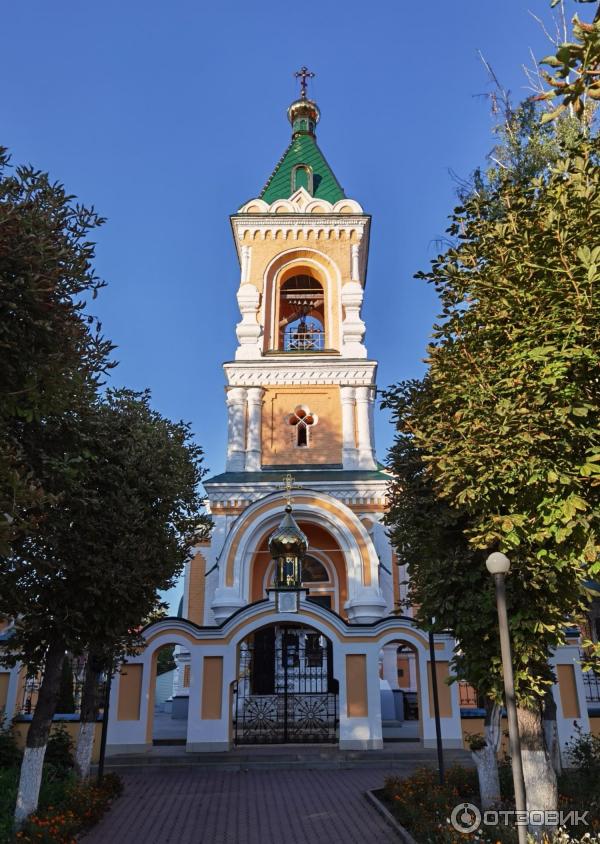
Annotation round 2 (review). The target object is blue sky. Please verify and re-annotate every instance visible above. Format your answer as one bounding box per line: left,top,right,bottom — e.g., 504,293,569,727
2,0,571,609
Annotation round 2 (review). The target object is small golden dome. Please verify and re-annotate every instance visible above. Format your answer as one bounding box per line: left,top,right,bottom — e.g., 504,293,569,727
268,505,308,558
287,98,320,139
287,98,320,126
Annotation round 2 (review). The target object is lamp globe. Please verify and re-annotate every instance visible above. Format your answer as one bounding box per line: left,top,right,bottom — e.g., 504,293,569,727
486,551,511,575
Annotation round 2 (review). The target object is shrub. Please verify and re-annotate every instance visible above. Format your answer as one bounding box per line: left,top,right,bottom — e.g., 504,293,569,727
564,726,600,778
0,726,22,770
43,725,74,778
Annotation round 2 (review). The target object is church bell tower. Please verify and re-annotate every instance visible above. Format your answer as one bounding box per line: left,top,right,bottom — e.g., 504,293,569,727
223,70,377,475
201,69,390,626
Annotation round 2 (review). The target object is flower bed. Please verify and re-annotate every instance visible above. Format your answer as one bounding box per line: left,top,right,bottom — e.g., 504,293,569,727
383,762,600,844
0,724,122,843
16,774,122,844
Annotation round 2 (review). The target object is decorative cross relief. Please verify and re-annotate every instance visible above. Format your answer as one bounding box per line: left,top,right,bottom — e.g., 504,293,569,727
279,472,301,506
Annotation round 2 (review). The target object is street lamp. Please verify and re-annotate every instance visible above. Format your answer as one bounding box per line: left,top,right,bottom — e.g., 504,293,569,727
486,552,527,844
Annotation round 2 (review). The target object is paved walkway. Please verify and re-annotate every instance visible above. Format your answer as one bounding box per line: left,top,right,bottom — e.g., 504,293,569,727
85,767,401,843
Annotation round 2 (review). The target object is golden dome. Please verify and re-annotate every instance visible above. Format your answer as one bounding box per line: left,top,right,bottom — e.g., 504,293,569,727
268,505,308,558
287,98,320,138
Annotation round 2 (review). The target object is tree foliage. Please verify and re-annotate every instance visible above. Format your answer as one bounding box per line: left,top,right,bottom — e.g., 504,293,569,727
384,88,599,705
0,148,113,555
0,389,210,670
541,1,600,121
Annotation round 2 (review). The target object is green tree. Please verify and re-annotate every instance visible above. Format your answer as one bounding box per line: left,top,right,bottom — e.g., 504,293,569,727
384,58,599,822
156,645,176,677
0,149,113,557
1,389,210,820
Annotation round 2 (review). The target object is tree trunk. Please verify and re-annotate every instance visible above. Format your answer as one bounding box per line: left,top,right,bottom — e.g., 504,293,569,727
517,705,558,834
14,640,65,826
471,700,502,809
74,657,101,781
543,691,562,776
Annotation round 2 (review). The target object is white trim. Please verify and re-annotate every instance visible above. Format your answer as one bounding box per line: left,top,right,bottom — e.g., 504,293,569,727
223,359,377,387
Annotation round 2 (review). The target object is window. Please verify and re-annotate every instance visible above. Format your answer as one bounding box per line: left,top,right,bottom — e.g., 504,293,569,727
292,164,313,194
286,405,318,448
301,556,328,583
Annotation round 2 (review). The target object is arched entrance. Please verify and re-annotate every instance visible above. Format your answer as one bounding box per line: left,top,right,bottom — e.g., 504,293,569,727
233,622,339,745
379,639,422,742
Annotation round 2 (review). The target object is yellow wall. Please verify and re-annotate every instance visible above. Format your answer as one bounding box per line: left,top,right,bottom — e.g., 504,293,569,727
201,657,223,719
12,721,103,763
346,654,368,717
261,385,342,466
187,551,206,625
427,661,452,718
117,664,143,721
556,664,581,719
590,716,600,738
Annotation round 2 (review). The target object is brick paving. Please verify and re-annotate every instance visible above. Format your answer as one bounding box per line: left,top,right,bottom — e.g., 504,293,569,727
85,767,401,843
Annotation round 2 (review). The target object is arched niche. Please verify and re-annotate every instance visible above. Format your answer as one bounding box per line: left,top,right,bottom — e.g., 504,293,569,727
261,249,342,352
249,521,348,615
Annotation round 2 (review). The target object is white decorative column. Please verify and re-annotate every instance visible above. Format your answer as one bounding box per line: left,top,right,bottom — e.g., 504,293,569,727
235,248,262,360
341,281,367,359
340,386,359,469
172,648,191,719
355,386,377,469
225,387,247,471
382,645,400,690
245,387,264,471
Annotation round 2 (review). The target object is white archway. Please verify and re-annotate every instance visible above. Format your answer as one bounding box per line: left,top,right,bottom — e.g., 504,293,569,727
211,489,386,624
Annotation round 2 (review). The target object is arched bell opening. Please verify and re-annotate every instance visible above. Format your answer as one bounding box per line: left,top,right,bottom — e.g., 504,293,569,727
233,621,339,745
277,274,325,352
379,639,422,742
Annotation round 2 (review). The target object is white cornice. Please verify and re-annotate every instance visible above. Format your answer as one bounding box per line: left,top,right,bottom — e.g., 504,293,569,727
205,478,389,508
223,359,377,387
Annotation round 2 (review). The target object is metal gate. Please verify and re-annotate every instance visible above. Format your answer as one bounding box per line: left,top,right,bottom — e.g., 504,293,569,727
233,625,338,744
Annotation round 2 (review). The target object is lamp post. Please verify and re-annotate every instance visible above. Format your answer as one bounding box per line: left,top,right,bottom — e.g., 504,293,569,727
428,619,445,785
486,552,527,844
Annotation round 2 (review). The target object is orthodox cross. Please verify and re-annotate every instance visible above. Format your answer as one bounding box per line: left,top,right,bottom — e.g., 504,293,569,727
280,472,298,506
294,66,315,100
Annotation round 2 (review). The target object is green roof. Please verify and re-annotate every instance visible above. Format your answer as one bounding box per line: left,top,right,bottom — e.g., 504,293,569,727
204,467,390,486
260,134,345,204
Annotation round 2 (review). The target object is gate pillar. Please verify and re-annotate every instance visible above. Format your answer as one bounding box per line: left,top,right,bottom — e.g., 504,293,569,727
186,649,234,752
338,648,383,750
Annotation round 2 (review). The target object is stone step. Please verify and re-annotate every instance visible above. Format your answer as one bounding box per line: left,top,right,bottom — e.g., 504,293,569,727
101,746,473,771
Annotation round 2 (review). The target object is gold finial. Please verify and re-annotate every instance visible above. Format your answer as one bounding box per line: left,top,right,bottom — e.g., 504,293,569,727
294,66,315,100
281,472,297,507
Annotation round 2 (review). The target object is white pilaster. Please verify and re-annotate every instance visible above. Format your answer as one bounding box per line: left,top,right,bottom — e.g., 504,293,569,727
340,386,359,469
355,386,377,469
225,387,247,471
245,387,264,471
351,243,360,281
241,244,251,283
382,644,400,690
